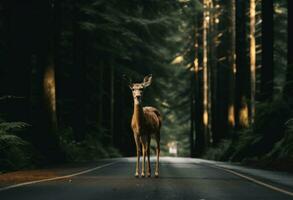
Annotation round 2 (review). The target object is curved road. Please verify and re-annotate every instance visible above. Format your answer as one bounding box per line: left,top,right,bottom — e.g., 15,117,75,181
0,157,292,200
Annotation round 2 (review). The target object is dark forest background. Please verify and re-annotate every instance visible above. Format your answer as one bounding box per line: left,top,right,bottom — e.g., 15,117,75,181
0,0,292,172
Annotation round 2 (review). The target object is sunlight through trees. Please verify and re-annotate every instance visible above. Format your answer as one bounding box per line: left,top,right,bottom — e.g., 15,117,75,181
0,0,292,171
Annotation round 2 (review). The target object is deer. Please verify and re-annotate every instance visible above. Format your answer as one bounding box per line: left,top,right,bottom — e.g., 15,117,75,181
124,74,162,178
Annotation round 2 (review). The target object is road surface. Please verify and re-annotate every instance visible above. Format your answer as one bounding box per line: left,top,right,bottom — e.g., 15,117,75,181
0,157,292,200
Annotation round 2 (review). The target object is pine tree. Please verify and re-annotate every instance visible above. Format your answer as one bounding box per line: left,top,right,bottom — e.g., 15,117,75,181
260,0,274,101
235,0,250,129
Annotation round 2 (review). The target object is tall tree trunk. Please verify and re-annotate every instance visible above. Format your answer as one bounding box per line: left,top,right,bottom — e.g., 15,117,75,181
114,76,125,152
98,63,104,128
227,0,236,132
216,0,236,139
235,0,250,129
110,63,115,146
72,1,86,141
250,0,256,124
284,0,293,107
195,12,205,156
43,0,60,133
102,65,112,142
209,0,219,146
190,71,195,157
36,0,61,162
43,54,58,133
208,0,217,144
203,0,210,149
260,0,274,101
192,22,200,157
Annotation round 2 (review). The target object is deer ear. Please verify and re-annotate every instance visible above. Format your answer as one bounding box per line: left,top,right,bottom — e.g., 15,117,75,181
143,74,152,87
123,74,133,89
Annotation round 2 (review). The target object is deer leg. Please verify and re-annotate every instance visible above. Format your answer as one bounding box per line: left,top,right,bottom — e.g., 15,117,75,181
141,147,146,177
141,137,146,177
155,134,160,178
146,137,151,177
134,135,140,177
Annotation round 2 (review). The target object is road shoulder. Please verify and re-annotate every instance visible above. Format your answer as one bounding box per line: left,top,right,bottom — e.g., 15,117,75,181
0,160,116,188
195,158,293,191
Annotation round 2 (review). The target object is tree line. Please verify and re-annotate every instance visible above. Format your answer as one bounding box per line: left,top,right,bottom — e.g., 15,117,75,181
0,0,194,171
188,0,292,167
0,0,291,171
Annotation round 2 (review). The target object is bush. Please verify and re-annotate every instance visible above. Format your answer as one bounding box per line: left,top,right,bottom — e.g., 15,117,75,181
252,98,291,154
204,98,292,163
229,98,290,161
229,128,262,161
0,121,35,172
59,127,121,162
266,118,293,161
203,139,232,161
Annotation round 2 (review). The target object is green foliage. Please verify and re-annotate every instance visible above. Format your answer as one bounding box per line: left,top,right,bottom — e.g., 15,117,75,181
59,127,121,162
266,118,293,161
0,121,34,172
229,128,262,161
204,128,261,161
203,140,232,161
0,122,30,132
253,98,290,154
204,98,292,162
274,0,288,95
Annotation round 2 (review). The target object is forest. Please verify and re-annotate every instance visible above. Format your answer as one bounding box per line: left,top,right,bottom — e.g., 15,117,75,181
0,0,292,172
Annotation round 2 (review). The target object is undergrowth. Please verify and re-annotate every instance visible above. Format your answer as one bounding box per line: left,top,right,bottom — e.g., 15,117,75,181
59,126,121,162
204,98,293,166
0,120,35,172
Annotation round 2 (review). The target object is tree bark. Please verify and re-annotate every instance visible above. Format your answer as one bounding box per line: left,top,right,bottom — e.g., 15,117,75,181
190,71,195,157
43,55,58,133
36,0,61,162
284,0,293,107
227,0,236,132
110,63,115,146
194,11,205,156
208,0,215,145
202,0,211,149
215,0,236,142
209,0,219,146
191,22,200,157
260,0,274,101
235,0,250,129
98,63,104,128
72,0,86,141
249,0,256,124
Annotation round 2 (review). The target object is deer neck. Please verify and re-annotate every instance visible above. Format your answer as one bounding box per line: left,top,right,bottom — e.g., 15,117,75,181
132,103,144,130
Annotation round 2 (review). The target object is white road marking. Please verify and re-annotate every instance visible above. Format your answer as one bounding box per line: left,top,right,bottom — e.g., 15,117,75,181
206,164,293,197
0,161,118,192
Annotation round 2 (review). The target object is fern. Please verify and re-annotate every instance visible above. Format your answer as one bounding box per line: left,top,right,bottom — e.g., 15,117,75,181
0,122,30,132
0,134,27,145
267,118,293,160
0,121,33,171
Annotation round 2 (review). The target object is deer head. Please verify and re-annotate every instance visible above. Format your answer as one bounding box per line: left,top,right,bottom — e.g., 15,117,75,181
124,74,152,105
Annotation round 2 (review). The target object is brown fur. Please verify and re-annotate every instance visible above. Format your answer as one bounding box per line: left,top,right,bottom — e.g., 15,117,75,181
131,106,161,136
131,104,161,178
126,74,161,177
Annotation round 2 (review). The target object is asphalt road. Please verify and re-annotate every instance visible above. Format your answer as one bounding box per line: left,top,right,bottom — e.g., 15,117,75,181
0,157,292,200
